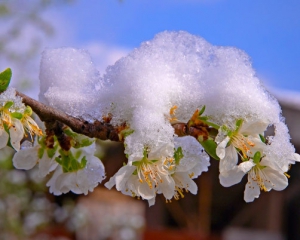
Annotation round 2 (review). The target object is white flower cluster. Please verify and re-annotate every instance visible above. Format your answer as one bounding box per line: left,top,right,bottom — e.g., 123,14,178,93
33,31,299,204
216,119,300,202
0,87,42,151
13,130,105,195
105,136,209,206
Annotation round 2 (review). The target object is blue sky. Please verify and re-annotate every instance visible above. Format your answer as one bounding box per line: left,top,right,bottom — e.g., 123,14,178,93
5,0,299,94
53,0,300,92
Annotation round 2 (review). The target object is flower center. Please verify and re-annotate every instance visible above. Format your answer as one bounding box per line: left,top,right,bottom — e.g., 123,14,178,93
248,165,271,192
231,133,255,159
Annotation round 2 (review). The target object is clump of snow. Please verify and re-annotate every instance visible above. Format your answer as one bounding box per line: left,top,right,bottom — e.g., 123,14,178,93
39,30,295,168
39,48,102,119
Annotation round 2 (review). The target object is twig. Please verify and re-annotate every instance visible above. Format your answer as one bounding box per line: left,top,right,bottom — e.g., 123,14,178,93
15,91,208,143
16,91,120,141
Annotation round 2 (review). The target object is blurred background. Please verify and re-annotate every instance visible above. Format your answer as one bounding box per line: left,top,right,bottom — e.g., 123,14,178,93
0,0,299,239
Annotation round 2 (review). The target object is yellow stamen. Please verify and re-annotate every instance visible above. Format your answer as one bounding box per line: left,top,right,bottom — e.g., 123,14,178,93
284,172,290,178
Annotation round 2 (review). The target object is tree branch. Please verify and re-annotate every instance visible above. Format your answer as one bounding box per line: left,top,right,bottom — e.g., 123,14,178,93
16,91,120,141
15,91,209,143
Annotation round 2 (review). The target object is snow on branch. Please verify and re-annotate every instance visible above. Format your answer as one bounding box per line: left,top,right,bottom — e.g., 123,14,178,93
0,31,298,206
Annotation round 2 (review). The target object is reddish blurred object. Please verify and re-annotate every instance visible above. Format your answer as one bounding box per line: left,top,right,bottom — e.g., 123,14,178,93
143,229,221,240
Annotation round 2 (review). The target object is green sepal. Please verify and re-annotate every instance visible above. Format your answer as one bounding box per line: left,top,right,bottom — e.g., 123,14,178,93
64,127,94,148
24,106,33,116
235,119,243,132
132,169,138,175
132,161,139,166
38,147,45,159
174,147,184,165
63,127,76,137
47,144,58,158
253,151,261,164
56,149,88,173
80,156,87,168
11,112,23,119
198,105,206,116
121,129,134,138
150,159,158,163
4,101,13,109
199,118,220,130
259,134,266,143
199,139,220,160
0,68,12,92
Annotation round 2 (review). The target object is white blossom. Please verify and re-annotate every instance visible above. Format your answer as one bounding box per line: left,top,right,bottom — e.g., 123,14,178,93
106,137,210,205
105,144,173,206
0,125,9,149
12,140,58,177
171,136,210,200
47,144,105,195
220,156,288,202
216,120,268,175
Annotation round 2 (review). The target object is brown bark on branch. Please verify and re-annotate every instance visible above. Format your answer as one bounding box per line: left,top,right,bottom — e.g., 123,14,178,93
15,91,208,142
16,91,120,141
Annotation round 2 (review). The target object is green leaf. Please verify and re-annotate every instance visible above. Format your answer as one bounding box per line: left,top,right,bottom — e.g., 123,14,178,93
174,147,184,165
199,139,220,160
0,68,12,92
253,151,261,164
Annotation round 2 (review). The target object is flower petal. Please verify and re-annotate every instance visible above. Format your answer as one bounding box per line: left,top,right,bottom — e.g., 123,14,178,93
9,119,25,151
219,145,238,173
219,166,246,187
173,172,198,194
216,136,230,159
148,197,156,207
244,176,260,202
241,120,268,135
159,175,175,200
47,166,63,195
238,160,255,173
115,165,136,191
0,129,9,149
262,167,288,191
12,146,39,170
138,181,156,200
39,153,58,177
